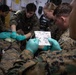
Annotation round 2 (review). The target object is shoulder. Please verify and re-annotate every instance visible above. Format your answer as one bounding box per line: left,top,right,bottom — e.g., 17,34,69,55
32,14,38,19
58,29,70,45
59,29,76,50
59,29,69,41
32,14,39,21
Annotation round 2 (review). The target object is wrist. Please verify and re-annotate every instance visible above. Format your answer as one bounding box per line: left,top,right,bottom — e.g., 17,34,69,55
26,48,34,54
16,35,26,41
12,31,16,33
25,33,31,39
11,31,17,39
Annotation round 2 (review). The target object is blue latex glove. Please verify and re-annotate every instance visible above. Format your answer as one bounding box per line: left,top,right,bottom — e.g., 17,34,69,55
42,46,50,51
11,31,17,39
0,32,11,39
48,38,62,51
26,38,39,54
16,35,26,41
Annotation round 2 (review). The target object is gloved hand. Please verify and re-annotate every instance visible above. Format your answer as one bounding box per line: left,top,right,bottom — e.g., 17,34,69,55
26,38,39,54
42,46,50,51
11,31,17,39
16,34,26,41
48,38,62,51
0,32,11,39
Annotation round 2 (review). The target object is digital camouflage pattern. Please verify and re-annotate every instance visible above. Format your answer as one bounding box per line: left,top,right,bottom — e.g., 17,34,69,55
10,10,40,35
58,29,76,51
38,28,76,75
6,55,47,75
37,49,76,75
6,28,76,75
0,39,21,74
6,49,76,75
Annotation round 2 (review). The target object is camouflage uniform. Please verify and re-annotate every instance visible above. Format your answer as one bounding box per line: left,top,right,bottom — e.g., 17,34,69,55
6,28,76,75
0,15,8,32
58,29,76,50
0,39,21,74
10,10,40,50
6,49,76,75
49,23,65,41
10,10,40,35
38,28,76,75
6,58,47,75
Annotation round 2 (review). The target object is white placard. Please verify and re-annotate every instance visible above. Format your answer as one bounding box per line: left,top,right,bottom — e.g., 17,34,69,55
35,31,51,45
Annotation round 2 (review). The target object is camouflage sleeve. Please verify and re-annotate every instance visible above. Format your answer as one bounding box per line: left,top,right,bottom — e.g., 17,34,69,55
36,29,75,75
6,49,76,75
58,29,76,51
37,50,76,75
30,14,40,35
10,10,22,26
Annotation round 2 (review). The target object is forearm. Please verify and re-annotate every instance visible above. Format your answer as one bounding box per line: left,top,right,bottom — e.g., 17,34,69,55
25,32,32,39
20,49,34,60
11,24,16,31
10,14,18,32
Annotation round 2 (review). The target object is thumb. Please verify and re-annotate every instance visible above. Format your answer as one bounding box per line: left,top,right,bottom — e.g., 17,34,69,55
48,38,55,44
32,38,39,44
